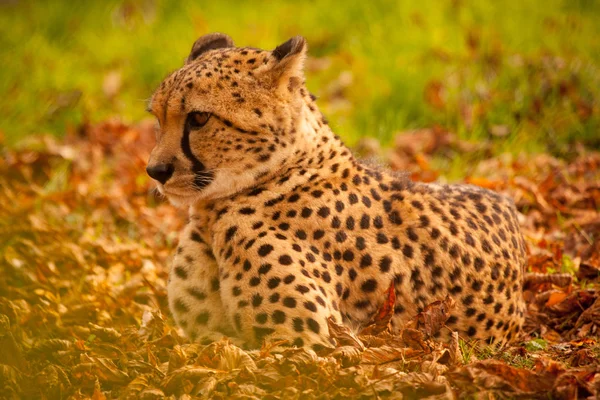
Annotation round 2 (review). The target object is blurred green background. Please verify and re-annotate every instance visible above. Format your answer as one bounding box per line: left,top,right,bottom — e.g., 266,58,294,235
1,0,599,155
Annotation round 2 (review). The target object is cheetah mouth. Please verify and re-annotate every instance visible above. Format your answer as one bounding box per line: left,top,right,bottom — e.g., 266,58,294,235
192,171,215,191
155,171,215,205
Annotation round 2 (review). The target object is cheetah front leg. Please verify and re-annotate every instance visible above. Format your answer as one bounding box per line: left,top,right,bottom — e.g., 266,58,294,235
217,232,341,351
167,224,237,345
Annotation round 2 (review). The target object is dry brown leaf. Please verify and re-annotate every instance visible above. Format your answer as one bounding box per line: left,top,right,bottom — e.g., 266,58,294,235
361,345,423,365
327,316,365,350
359,280,396,336
407,295,456,338
524,272,573,289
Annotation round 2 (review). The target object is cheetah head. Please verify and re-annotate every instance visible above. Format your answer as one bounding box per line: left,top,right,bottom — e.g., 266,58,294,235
146,33,308,206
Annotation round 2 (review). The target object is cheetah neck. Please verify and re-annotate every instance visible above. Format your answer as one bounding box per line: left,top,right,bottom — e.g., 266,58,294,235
253,101,356,187
190,101,358,219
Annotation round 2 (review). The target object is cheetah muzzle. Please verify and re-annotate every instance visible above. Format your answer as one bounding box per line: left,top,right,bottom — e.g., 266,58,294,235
145,33,527,351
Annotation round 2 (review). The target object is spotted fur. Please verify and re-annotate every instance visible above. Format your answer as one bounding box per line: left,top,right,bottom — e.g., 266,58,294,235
146,33,526,350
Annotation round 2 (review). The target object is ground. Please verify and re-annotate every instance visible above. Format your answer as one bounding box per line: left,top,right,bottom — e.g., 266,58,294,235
0,123,598,399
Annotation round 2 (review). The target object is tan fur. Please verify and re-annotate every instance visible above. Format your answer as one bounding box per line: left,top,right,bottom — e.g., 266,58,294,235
146,33,526,350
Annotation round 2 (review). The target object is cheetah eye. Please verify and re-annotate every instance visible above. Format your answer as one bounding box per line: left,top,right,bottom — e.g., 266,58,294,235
186,111,211,130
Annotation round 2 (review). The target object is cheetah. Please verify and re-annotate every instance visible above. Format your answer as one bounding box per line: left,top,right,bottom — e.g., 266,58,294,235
145,33,527,351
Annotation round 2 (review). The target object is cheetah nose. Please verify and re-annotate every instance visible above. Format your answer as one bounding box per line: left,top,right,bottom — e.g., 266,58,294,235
146,163,174,184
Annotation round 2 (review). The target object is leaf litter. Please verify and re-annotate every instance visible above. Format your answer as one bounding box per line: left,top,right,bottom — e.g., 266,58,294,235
0,120,599,399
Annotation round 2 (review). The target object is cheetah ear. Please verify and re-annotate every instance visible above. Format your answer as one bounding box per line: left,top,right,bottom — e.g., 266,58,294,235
186,33,234,64
269,36,307,92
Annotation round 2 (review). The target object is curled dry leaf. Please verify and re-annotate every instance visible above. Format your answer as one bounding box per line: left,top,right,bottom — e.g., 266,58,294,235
327,316,365,350
329,346,363,368
407,295,456,338
401,328,429,351
161,365,221,396
524,272,573,289
359,280,396,336
361,345,424,365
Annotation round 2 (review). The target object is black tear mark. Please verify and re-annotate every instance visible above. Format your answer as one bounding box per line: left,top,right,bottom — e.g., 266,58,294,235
181,124,214,189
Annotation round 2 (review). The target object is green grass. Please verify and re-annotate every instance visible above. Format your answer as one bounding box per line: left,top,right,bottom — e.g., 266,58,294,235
1,0,599,153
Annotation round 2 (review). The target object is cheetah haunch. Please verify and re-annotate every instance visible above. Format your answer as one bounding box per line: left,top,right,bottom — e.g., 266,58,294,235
146,33,526,350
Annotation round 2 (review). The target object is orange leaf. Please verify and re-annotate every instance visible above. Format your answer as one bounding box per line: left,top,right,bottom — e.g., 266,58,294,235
546,291,568,307
359,280,396,336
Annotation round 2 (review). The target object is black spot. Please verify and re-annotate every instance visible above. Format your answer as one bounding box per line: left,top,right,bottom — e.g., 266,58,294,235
362,196,372,207
361,279,378,293
388,210,403,225
248,276,260,287
317,207,330,218
295,285,309,294
174,298,188,313
335,231,348,243
304,301,317,312
360,254,372,268
343,250,354,261
373,216,383,229
346,216,355,230
295,230,307,240
301,208,313,218
402,244,413,258
307,318,320,334
252,294,263,307
376,232,389,244
407,227,419,242
258,244,274,257
195,312,210,325
360,214,370,229
283,297,297,308
225,226,237,242
331,216,341,228
187,287,206,300
253,326,275,342
411,200,424,210
174,266,188,279
379,256,392,272
348,268,357,281
356,237,366,250
267,277,281,289
190,231,204,243
474,257,485,271
279,255,293,265
449,244,460,259
272,310,286,324
252,221,264,230
293,318,304,332
258,263,272,275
